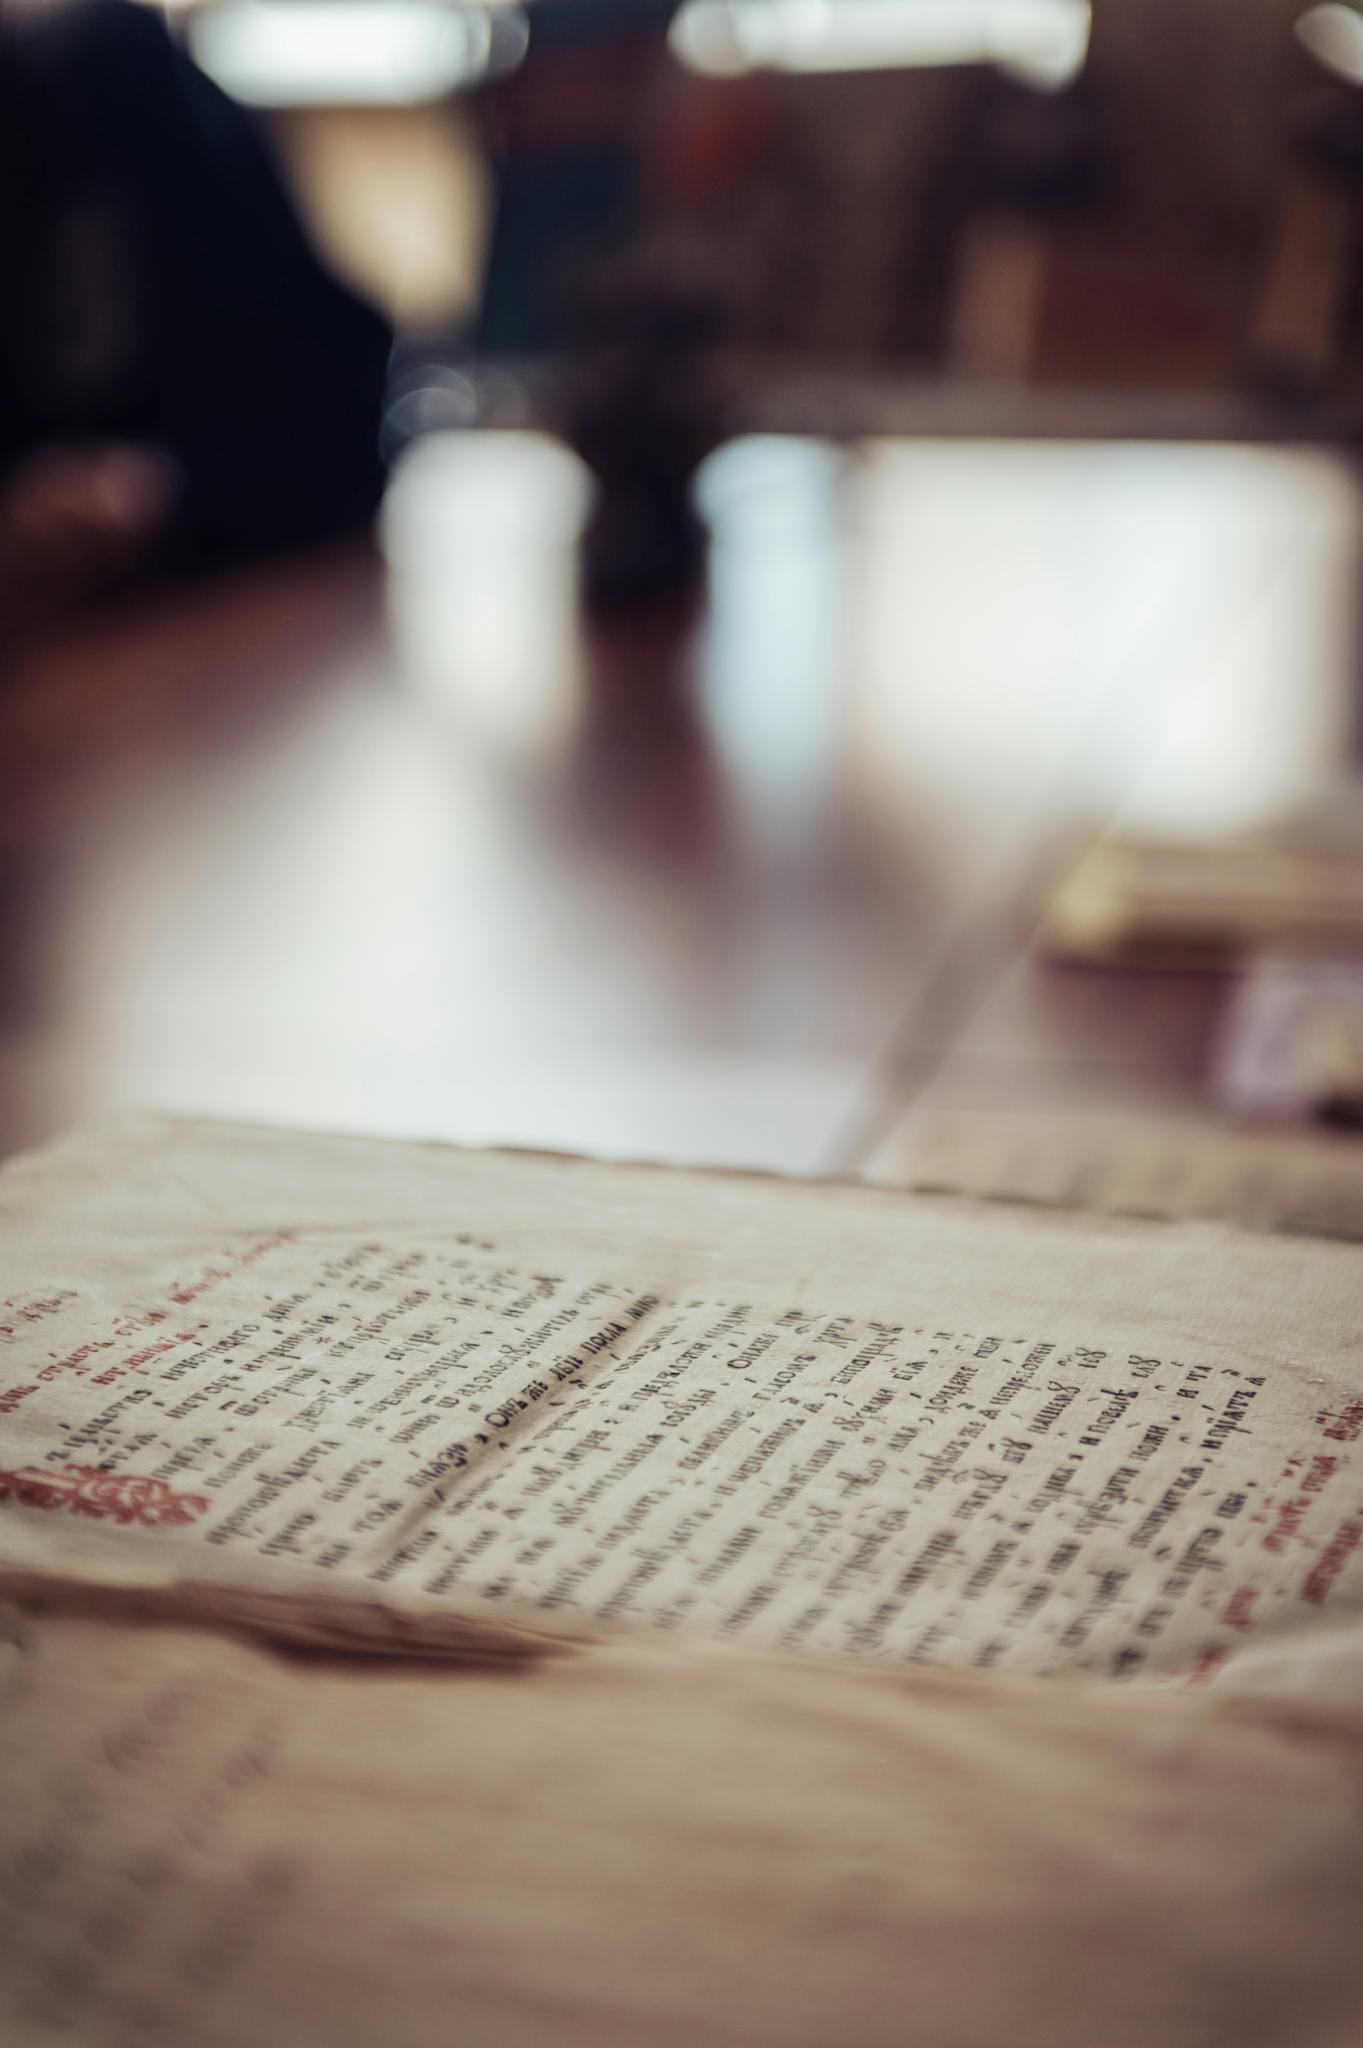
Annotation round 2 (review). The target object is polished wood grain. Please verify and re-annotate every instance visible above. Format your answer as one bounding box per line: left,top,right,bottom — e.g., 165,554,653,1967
2,434,1357,1176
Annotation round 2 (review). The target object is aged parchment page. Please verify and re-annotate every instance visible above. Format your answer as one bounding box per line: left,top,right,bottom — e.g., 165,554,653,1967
1,1117,1360,1689
900,1108,1363,1242
2,1598,1362,2048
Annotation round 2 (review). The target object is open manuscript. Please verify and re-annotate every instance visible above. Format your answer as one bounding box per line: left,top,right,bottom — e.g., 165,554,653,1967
2,1116,1362,2046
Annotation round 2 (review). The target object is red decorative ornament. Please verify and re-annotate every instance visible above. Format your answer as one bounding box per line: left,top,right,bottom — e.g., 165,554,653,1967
0,1464,209,1527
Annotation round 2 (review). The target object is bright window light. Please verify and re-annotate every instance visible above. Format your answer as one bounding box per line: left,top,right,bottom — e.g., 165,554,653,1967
187,0,527,108
1296,3,1363,82
669,0,1091,88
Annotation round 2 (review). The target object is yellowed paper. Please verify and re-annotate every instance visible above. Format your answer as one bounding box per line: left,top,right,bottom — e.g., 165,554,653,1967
1,1118,1360,1691
901,1108,1363,1243
2,1598,1362,2048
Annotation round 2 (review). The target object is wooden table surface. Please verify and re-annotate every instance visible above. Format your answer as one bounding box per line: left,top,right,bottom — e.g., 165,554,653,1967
2,433,1359,1178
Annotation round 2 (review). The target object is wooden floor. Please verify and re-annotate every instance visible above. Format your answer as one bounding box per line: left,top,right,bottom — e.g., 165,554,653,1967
2,433,1359,1178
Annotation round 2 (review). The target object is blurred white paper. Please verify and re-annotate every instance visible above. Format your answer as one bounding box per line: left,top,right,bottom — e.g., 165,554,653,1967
1218,955,1363,1125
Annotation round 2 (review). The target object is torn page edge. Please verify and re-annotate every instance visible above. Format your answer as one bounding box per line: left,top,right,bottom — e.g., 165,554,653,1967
0,1564,608,1669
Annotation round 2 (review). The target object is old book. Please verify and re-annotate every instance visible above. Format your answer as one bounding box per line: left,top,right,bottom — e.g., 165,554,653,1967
3,1597,1363,2048
900,1105,1363,1244
1040,832,1363,962
3,1116,1363,2047
1,1114,1360,1692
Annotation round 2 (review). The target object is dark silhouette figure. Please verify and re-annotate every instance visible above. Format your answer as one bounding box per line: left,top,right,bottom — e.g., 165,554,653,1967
0,0,392,622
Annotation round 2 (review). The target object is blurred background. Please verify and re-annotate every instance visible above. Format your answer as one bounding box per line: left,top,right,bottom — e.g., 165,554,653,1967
3,0,1363,1181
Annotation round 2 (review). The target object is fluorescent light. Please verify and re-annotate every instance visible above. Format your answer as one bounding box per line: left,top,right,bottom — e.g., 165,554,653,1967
187,1,526,108
670,0,1090,87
